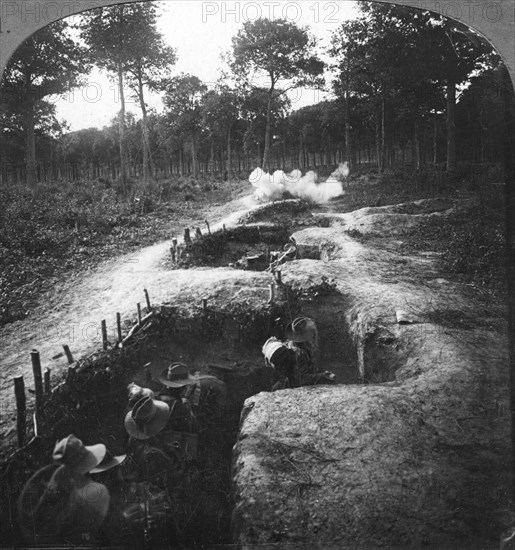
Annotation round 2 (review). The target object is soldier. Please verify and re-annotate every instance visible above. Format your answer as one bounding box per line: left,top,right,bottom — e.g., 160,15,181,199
18,434,124,547
262,316,336,390
157,362,227,433
123,395,180,483
157,363,230,544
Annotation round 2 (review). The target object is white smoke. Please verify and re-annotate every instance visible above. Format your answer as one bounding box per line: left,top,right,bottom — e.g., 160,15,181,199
249,166,345,204
331,161,350,180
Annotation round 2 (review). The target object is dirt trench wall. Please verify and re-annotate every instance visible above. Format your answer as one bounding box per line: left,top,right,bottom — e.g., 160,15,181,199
232,322,511,549
232,263,512,549
0,297,296,547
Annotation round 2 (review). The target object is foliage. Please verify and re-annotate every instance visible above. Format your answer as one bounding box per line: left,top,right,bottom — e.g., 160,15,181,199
231,18,324,170
0,176,221,325
1,20,87,185
330,2,499,171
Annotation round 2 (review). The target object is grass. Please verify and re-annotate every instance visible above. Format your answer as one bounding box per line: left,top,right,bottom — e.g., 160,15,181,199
336,163,507,298
0,176,225,325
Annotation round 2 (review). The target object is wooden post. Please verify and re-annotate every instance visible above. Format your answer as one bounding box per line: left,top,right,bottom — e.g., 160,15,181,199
202,298,208,313
145,362,152,382
67,365,76,385
63,345,74,365
172,238,178,251
276,271,282,284
101,320,108,351
171,248,176,263
205,220,211,235
195,227,203,240
220,225,226,258
44,368,51,394
14,376,26,448
184,228,192,244
268,283,275,304
117,313,122,343
30,350,43,419
144,289,151,311
137,303,142,325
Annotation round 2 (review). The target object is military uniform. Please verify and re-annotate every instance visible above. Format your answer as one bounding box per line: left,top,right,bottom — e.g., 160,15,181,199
263,334,336,390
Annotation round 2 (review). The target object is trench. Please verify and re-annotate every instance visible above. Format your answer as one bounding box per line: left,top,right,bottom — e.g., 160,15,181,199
0,210,406,548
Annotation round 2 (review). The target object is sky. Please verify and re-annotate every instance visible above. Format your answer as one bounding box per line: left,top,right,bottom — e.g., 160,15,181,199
53,0,359,132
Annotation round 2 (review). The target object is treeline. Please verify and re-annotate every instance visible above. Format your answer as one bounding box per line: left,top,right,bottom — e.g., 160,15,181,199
0,2,506,187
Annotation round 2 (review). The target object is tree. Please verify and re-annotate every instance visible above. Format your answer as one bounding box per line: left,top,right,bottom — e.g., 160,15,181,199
240,87,290,169
202,86,240,178
231,18,324,171
81,4,176,186
1,20,86,185
121,4,176,182
331,3,495,172
162,74,208,179
81,6,130,186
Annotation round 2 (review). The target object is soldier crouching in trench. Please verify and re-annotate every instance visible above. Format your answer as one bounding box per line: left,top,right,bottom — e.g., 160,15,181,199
262,316,337,390
17,434,131,548
123,366,229,547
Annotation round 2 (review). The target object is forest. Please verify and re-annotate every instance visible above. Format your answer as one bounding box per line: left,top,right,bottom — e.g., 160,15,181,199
0,2,507,186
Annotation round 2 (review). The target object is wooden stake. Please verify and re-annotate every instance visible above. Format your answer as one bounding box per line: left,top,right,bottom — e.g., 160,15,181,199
62,344,74,365
44,368,51,394
66,365,76,385
121,311,154,347
30,350,43,420
276,271,282,284
101,320,108,351
184,228,192,244
205,220,211,235
145,362,152,382
137,303,142,325
171,249,176,263
202,298,208,313
144,289,151,310
14,376,26,448
115,313,122,344
268,283,275,304
172,238,178,251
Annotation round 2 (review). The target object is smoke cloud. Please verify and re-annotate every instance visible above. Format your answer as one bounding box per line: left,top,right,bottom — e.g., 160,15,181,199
249,166,347,204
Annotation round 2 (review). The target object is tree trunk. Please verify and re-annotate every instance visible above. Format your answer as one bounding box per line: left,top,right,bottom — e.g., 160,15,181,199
433,115,438,166
446,78,457,171
25,90,37,186
118,62,128,189
375,117,381,173
227,126,232,179
345,66,351,165
262,82,275,172
380,97,386,172
414,119,421,170
136,70,154,183
191,136,198,178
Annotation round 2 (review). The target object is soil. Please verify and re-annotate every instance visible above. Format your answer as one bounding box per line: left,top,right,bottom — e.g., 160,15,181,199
0,176,511,548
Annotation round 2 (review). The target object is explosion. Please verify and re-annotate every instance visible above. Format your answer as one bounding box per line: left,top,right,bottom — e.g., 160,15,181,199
249,165,347,204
